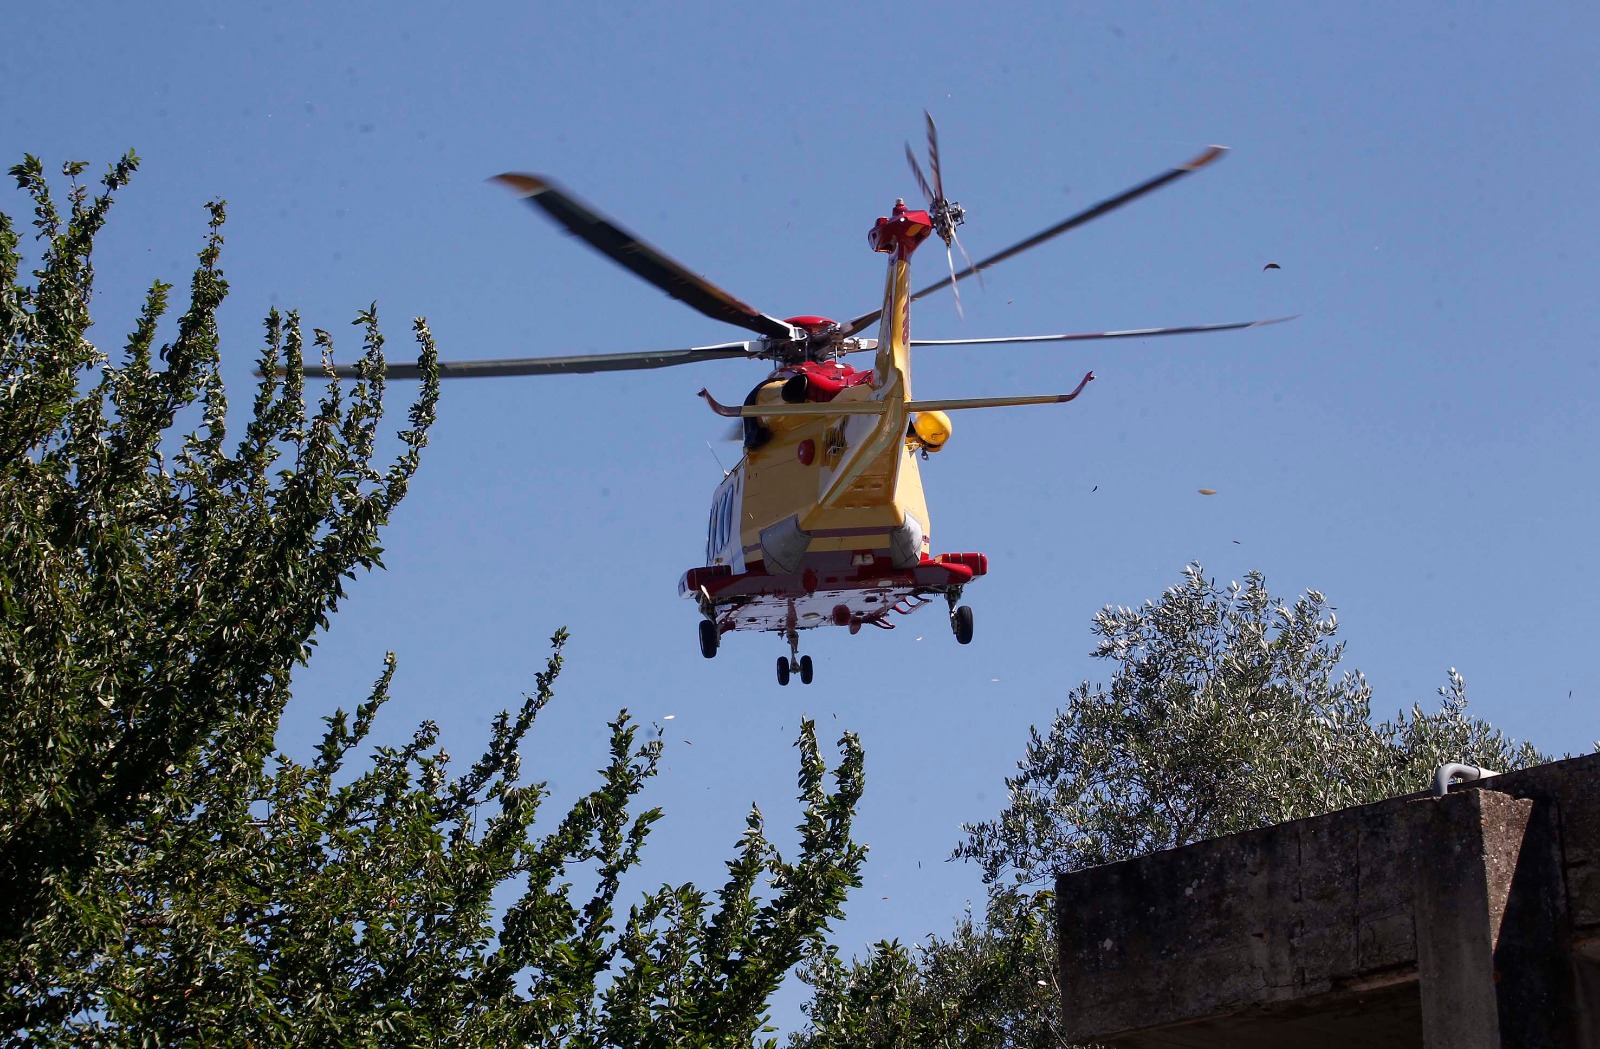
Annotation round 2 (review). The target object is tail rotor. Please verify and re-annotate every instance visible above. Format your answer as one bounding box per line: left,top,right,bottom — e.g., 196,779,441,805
906,110,981,318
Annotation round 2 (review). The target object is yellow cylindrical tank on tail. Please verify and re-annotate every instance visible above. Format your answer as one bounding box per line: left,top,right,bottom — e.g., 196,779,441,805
911,410,952,453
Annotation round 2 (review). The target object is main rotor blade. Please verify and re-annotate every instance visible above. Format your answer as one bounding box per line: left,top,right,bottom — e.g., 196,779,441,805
841,144,1229,336
299,342,758,380
925,110,945,203
493,173,798,342
907,316,1294,349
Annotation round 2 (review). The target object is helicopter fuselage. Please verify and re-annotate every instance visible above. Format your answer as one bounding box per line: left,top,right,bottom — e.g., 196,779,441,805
300,133,1263,681
679,203,986,641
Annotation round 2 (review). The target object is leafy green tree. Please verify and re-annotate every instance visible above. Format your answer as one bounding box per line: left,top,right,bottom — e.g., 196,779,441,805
22,632,865,1045
797,889,1059,1049
795,564,1546,1048
1,152,440,985
2,157,869,1045
958,565,1542,886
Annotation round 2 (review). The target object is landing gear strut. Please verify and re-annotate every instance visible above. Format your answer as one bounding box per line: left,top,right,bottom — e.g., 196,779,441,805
951,605,975,645
776,654,814,686
946,588,975,645
698,618,719,659
776,629,815,686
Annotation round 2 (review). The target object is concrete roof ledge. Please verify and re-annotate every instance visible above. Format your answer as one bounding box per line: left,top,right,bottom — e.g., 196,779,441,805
1056,751,1600,1048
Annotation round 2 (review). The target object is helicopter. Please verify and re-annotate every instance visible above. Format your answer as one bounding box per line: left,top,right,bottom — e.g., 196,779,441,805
309,116,1288,686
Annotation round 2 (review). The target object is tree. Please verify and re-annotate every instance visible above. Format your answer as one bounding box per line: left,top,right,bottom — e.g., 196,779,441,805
21,632,866,1044
958,564,1542,886
794,563,1546,1048
1,152,441,976
2,157,869,1044
796,890,1059,1049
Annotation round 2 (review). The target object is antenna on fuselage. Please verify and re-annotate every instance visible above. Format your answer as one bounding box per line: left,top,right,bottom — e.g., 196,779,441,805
705,440,730,478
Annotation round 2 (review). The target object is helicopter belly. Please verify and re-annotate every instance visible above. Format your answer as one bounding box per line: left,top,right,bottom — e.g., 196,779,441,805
680,550,987,637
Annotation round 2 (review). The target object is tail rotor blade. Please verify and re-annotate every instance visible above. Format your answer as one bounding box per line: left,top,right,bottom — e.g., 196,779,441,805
950,228,983,290
945,244,964,320
905,142,935,205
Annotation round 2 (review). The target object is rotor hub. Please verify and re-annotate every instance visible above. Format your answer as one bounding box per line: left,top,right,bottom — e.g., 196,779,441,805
756,315,853,366
930,198,965,246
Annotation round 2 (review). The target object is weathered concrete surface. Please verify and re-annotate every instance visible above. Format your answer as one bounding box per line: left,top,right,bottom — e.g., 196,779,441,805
1415,788,1575,1047
1057,751,1600,1047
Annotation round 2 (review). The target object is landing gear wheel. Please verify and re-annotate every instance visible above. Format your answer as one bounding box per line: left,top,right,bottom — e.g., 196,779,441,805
952,605,975,645
799,654,814,685
776,656,791,686
698,619,719,659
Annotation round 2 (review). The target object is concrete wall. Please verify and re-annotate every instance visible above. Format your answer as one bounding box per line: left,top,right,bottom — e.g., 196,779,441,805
1056,751,1600,1048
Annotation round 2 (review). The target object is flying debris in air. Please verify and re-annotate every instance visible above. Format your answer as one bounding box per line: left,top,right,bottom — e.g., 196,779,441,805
1263,262,1281,271
1198,488,1218,496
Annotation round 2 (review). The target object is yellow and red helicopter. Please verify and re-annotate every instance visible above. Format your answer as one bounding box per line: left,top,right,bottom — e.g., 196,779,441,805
315,117,1286,685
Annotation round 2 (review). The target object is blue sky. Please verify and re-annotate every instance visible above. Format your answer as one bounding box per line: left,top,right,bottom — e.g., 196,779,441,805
10,0,1598,1031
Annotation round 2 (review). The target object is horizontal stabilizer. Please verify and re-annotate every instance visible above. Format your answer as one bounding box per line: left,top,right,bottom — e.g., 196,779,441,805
909,381,1094,412
698,372,1095,418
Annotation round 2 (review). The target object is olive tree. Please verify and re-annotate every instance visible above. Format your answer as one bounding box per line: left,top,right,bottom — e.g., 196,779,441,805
795,564,1545,1048
958,564,1541,886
